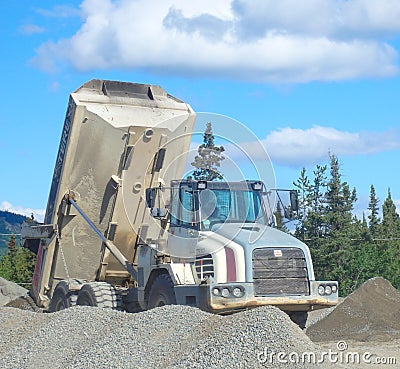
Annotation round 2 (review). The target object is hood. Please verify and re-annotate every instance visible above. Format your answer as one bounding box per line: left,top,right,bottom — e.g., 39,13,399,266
197,222,315,282
214,223,307,249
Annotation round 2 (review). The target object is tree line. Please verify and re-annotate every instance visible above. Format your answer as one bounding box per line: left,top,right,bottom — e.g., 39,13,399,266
0,215,36,287
0,234,36,286
283,153,399,295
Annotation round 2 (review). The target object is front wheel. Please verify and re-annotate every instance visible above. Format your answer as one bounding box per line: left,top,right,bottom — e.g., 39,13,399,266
147,274,176,309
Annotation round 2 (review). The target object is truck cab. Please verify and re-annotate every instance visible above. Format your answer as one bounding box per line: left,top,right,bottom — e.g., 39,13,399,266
143,179,338,326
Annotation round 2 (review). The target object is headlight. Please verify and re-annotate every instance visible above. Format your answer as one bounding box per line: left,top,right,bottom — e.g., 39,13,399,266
318,285,325,295
324,285,332,295
232,287,243,298
212,288,220,296
221,288,230,298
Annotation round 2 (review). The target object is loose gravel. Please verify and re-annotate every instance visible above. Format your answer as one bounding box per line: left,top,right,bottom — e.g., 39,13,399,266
3,277,398,368
0,305,339,369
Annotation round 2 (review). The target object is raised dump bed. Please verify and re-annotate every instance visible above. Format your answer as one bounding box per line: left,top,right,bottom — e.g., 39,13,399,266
23,79,195,308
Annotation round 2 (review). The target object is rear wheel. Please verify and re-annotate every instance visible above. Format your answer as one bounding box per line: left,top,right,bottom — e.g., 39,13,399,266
48,280,81,312
76,282,123,310
147,274,176,309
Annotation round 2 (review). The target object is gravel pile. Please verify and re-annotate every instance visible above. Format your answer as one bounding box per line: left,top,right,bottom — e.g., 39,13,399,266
0,277,27,307
0,304,339,369
307,277,400,342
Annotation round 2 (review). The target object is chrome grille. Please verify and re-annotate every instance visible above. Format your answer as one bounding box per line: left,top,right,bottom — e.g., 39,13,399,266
195,254,214,280
252,247,309,296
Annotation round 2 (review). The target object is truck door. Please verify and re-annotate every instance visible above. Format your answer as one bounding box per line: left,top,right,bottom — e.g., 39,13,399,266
168,184,199,259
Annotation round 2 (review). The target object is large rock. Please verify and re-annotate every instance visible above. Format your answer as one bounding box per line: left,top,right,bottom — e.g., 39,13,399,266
0,277,27,306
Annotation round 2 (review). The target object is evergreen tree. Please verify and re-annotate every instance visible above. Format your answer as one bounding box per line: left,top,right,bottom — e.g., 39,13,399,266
379,189,400,290
191,122,225,181
321,154,358,293
367,185,380,236
384,240,400,289
381,189,400,238
0,235,36,285
7,234,17,273
293,153,362,295
307,165,328,239
325,153,357,233
360,213,371,241
310,165,327,212
293,168,311,240
346,237,385,292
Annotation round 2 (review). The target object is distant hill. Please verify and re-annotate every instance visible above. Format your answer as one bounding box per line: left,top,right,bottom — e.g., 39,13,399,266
0,210,28,255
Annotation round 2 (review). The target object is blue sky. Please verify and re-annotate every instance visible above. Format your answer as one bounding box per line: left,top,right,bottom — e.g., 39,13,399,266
1,0,400,221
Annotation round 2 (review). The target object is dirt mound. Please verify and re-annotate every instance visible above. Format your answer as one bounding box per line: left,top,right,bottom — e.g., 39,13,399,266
307,277,400,342
0,277,27,307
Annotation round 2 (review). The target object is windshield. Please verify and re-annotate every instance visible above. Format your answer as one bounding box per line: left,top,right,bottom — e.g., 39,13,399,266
170,186,267,230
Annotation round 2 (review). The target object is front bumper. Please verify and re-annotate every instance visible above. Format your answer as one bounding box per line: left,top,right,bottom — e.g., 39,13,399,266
199,280,338,314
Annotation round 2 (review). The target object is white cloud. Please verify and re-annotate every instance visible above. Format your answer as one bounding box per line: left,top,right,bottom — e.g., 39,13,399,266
37,5,81,18
0,202,45,223
229,126,400,167
20,24,45,35
32,0,399,83
231,0,400,40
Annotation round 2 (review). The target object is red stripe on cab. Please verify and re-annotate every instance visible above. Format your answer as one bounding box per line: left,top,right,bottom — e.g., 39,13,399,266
225,246,236,282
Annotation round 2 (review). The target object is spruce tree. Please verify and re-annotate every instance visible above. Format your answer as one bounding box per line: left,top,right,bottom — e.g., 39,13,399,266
0,234,36,285
381,189,400,238
7,234,17,273
293,168,311,240
325,153,356,232
379,189,400,289
367,185,380,236
191,122,225,181
360,212,371,241
307,165,328,239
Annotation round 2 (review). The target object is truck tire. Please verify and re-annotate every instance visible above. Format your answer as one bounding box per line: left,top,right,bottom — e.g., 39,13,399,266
48,280,80,312
147,274,176,309
288,311,308,329
76,282,123,310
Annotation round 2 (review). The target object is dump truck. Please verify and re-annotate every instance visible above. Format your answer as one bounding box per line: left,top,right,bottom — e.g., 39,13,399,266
22,79,338,327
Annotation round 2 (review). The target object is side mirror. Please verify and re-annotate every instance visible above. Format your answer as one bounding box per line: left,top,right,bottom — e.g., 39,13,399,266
290,190,299,212
145,188,157,208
